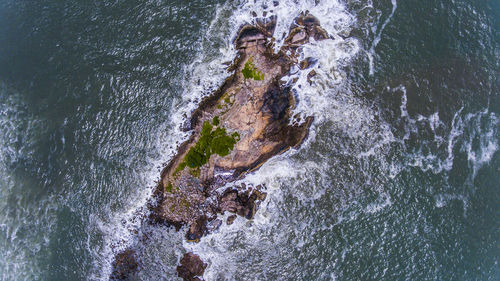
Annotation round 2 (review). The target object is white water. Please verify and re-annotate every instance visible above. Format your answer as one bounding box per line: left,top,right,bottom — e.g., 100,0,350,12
368,0,398,75
388,85,499,179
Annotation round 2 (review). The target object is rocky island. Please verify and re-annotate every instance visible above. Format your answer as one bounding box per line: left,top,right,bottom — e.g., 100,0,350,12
111,12,329,281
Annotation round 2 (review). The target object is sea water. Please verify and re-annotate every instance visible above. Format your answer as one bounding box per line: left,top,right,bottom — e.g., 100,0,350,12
0,0,498,280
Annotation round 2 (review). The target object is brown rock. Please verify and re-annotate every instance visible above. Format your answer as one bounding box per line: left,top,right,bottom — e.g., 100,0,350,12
177,253,207,281
227,215,237,225
109,249,138,280
153,13,325,237
111,12,329,281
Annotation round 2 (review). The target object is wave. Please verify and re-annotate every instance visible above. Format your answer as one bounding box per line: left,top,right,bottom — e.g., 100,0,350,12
388,85,499,179
367,0,398,75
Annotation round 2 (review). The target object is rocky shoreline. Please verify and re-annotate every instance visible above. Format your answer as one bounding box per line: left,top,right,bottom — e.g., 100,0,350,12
110,12,328,281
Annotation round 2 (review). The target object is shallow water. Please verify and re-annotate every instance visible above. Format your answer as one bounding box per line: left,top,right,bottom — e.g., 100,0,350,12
0,0,498,280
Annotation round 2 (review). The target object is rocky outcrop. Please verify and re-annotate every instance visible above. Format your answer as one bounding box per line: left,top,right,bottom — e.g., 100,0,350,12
109,249,138,280
110,12,328,281
176,253,207,281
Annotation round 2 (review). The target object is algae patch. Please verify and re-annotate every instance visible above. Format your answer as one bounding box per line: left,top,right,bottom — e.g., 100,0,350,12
176,121,240,173
242,58,264,80
212,116,220,126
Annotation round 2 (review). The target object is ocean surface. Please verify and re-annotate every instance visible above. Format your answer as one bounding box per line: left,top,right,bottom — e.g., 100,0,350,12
0,0,499,280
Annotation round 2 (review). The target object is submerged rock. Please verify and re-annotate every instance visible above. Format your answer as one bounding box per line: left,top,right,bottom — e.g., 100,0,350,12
110,11,329,280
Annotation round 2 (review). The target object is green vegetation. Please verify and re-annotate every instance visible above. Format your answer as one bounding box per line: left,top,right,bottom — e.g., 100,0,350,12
212,116,220,126
242,58,264,80
217,89,237,111
175,162,187,175
165,182,173,193
175,121,240,173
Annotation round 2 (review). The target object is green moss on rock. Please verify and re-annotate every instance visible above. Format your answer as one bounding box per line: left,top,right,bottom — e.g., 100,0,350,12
176,121,240,172
212,116,220,126
242,58,264,80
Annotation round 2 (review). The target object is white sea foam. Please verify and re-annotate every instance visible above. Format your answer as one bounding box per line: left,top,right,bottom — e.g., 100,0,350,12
365,193,392,214
391,85,499,178
461,109,499,179
383,84,500,183
434,193,467,209
367,0,398,75
287,37,360,123
445,107,465,170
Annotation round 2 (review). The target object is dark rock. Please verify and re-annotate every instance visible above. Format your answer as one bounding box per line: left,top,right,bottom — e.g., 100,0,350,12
227,215,237,225
261,83,290,120
235,25,265,49
177,253,207,281
218,188,266,220
206,219,222,232
110,249,138,280
307,69,317,84
256,15,277,35
186,216,208,242
299,57,317,70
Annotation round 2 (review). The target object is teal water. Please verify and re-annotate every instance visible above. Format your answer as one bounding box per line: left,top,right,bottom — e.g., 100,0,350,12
0,0,498,280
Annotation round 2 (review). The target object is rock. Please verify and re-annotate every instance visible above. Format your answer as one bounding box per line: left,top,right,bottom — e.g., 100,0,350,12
307,69,317,84
299,57,317,70
227,215,237,225
111,12,329,281
177,253,207,281
206,219,222,232
110,249,138,280
186,216,208,242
